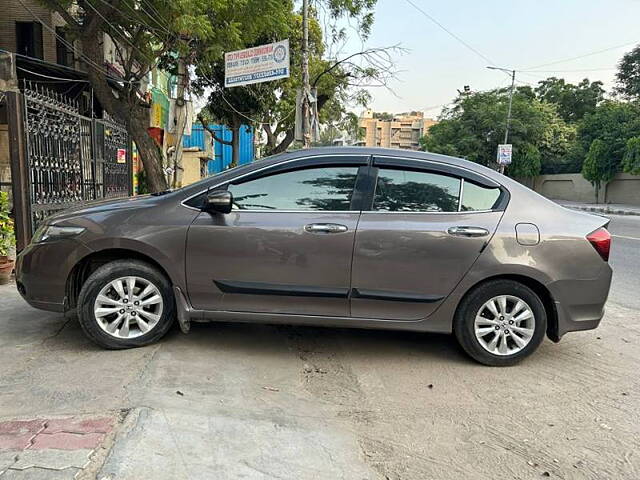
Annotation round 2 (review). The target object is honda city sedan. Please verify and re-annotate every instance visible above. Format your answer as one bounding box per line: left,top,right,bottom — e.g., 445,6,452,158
15,147,612,365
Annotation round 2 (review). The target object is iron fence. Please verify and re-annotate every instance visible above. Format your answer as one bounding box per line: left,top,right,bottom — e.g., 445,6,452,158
15,81,132,240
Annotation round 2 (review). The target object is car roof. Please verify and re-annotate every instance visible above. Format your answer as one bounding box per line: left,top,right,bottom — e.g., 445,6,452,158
176,146,509,199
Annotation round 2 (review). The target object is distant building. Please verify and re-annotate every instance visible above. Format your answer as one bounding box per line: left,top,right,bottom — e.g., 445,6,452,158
357,109,437,150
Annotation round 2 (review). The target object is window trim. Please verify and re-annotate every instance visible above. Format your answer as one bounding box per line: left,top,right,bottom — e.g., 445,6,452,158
367,156,509,214
181,154,370,213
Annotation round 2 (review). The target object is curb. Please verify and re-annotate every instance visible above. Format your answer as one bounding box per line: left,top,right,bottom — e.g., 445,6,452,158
561,205,640,217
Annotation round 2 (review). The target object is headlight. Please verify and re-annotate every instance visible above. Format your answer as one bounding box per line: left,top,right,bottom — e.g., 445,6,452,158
32,225,86,244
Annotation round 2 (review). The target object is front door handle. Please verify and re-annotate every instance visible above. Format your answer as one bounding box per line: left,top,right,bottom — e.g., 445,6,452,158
304,223,348,234
447,226,490,237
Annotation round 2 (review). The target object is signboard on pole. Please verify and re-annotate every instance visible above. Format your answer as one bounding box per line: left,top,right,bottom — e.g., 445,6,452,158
497,144,512,165
224,40,290,88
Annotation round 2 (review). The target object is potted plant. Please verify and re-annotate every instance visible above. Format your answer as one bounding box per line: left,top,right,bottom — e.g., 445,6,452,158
0,191,15,285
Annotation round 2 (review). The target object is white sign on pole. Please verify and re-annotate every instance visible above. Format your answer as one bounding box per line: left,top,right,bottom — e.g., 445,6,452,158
224,40,290,88
497,144,513,165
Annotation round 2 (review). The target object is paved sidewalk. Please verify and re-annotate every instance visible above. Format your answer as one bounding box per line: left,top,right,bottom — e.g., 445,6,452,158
0,416,116,479
558,200,640,216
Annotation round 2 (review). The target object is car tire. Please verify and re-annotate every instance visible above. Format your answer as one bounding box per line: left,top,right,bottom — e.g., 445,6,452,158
77,260,175,349
454,279,547,366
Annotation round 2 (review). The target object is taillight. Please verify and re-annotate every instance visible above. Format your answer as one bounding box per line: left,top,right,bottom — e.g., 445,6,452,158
587,227,611,261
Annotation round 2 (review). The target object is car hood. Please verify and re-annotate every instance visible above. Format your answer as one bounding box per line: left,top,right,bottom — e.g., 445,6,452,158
47,194,160,224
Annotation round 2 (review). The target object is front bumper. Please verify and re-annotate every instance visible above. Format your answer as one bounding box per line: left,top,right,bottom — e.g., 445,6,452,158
15,239,93,313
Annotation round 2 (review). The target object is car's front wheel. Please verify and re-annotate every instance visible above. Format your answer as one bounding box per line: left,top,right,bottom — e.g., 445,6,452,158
77,260,175,349
454,279,547,366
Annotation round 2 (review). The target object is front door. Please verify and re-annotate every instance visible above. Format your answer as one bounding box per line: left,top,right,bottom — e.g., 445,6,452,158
351,157,505,320
185,156,368,316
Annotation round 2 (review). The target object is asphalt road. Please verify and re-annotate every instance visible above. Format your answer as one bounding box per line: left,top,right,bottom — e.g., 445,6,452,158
0,216,639,479
607,214,640,310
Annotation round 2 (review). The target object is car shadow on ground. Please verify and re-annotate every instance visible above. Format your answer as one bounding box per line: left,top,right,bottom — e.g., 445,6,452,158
4,296,565,367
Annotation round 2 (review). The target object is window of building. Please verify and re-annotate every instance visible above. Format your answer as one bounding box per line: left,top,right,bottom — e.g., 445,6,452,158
228,166,359,211
460,180,501,211
55,27,74,66
373,168,461,212
15,21,43,59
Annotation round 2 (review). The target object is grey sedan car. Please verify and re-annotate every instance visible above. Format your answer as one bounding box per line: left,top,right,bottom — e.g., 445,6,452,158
15,147,612,365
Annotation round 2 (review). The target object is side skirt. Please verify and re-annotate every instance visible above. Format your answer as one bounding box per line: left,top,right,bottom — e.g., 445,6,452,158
173,287,449,334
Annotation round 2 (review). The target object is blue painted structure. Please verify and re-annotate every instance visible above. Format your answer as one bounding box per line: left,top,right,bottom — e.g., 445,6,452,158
183,124,254,174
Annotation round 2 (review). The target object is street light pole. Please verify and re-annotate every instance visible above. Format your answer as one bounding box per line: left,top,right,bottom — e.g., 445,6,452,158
301,0,311,148
487,66,516,174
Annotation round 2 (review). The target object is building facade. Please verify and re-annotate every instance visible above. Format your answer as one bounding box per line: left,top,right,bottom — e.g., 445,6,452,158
358,110,437,150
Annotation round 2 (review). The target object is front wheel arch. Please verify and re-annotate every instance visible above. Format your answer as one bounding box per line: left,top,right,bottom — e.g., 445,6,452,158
66,249,174,312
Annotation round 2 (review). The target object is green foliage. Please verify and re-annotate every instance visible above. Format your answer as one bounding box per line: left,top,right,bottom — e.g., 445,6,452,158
615,44,640,100
509,143,541,179
421,87,572,176
622,136,640,175
575,100,640,177
582,139,609,200
0,192,15,257
196,1,382,156
535,77,604,123
373,112,394,121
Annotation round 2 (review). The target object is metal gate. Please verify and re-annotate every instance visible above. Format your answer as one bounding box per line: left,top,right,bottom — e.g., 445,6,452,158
8,82,132,248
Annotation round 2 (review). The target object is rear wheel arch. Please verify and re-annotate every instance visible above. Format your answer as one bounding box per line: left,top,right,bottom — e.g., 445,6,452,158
66,249,174,311
454,273,558,342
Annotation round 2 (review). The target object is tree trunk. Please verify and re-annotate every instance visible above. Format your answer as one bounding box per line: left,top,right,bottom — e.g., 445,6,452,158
128,108,168,193
80,16,168,193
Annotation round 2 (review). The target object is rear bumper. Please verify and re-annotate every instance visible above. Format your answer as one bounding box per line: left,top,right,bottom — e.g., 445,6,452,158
547,264,612,340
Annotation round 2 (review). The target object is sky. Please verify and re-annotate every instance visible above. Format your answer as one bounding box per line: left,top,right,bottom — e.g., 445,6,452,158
345,0,640,118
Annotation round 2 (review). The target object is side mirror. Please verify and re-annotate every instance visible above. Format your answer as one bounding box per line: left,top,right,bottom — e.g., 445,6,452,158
204,189,233,214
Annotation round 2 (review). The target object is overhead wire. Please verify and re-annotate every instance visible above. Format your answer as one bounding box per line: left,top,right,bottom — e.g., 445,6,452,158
16,0,139,84
522,39,639,71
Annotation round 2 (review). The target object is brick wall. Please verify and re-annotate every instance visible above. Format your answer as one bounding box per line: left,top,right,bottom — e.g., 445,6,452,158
0,0,65,64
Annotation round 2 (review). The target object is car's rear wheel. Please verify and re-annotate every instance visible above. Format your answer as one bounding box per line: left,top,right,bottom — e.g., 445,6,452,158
77,260,175,349
454,279,547,366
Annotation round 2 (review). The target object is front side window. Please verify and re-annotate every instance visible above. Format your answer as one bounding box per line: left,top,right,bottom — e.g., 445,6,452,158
373,168,460,212
228,166,359,211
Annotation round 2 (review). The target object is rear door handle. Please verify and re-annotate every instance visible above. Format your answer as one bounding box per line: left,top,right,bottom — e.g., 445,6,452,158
447,226,490,237
304,223,348,234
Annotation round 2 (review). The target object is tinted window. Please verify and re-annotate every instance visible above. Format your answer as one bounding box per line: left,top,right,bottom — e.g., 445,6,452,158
461,181,501,211
373,168,460,212
228,166,359,211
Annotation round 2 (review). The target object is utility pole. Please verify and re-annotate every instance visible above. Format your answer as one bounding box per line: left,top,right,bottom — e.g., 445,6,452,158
301,0,311,148
487,66,516,174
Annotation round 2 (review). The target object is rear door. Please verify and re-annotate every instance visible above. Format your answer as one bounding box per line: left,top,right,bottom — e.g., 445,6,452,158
350,156,506,320
185,155,369,317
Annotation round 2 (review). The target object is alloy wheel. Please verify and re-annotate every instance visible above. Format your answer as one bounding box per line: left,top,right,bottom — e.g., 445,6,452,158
93,276,163,339
474,295,535,356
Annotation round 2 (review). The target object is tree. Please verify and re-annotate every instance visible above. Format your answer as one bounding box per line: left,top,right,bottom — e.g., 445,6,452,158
373,112,394,121
508,143,541,180
535,77,604,123
575,101,640,176
622,136,640,175
616,44,640,100
582,139,609,203
40,0,286,191
421,87,572,175
195,1,399,159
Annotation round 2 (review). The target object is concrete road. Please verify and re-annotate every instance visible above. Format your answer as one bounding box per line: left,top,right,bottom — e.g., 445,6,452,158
1,218,639,479
607,214,640,310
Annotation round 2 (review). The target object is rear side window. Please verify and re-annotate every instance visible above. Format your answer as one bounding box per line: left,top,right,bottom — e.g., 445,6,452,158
373,168,460,212
228,166,359,211
461,180,501,211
